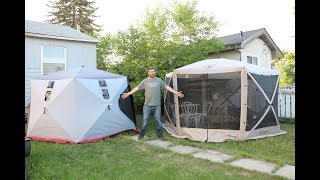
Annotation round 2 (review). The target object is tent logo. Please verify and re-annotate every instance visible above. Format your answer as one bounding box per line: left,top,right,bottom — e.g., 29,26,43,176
203,64,215,69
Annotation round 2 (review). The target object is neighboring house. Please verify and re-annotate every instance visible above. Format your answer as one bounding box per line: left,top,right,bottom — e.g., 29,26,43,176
207,28,283,69
25,20,99,106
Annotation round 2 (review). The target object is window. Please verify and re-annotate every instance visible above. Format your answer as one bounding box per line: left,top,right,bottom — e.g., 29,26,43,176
102,89,110,99
247,55,258,65
42,46,66,75
47,81,55,88
98,80,107,87
44,91,52,101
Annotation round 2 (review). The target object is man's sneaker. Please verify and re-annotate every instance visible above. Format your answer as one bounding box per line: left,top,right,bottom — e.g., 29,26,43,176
157,133,164,140
138,133,144,140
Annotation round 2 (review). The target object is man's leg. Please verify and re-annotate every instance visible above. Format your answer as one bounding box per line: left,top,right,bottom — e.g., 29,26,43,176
139,105,152,139
154,105,163,138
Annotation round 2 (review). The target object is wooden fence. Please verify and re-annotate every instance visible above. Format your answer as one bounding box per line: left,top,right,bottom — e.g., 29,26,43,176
278,86,295,118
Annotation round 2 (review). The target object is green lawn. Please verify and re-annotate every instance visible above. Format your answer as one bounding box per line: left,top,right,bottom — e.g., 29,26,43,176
27,136,286,179
136,115,295,166
26,115,294,179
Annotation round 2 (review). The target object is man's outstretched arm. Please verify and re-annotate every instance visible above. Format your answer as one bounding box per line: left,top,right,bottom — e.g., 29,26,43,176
165,85,184,98
121,87,139,99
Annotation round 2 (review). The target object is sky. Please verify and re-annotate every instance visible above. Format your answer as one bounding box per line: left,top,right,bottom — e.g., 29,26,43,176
25,0,295,51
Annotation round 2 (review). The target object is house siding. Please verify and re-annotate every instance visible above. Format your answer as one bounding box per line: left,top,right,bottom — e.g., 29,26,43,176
207,38,273,69
240,38,272,68
25,36,97,106
207,50,241,60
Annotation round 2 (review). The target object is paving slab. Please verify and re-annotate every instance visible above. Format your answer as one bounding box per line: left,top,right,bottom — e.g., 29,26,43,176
192,150,234,163
229,158,276,174
274,164,295,180
168,145,201,154
145,140,174,148
128,135,294,179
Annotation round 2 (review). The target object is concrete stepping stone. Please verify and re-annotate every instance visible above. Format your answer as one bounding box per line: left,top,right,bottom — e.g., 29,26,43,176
168,145,201,154
274,164,295,180
128,135,294,179
192,150,234,163
145,140,174,148
229,158,276,174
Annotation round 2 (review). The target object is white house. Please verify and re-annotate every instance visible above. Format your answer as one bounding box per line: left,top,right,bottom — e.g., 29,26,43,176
25,20,99,106
207,28,283,69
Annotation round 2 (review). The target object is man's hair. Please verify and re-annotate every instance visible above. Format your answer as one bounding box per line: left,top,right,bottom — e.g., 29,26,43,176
148,66,156,72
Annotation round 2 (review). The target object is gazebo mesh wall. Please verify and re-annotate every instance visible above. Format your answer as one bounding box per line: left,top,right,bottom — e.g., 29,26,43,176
165,72,241,130
246,73,279,131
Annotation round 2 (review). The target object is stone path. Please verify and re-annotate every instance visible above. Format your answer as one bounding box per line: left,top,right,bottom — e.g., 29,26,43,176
128,135,295,180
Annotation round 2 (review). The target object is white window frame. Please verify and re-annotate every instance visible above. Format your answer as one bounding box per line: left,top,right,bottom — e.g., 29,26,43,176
246,55,258,65
41,45,67,75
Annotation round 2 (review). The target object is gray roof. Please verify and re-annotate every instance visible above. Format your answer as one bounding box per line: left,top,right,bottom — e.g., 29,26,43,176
219,28,264,46
218,28,283,59
25,20,99,43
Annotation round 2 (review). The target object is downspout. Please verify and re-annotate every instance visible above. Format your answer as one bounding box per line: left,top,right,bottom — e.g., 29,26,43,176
236,31,243,61
235,44,241,61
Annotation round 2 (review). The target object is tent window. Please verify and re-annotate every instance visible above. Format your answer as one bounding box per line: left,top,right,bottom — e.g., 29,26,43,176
44,91,52,101
98,80,107,87
47,81,55,88
42,45,66,75
247,55,258,65
102,89,109,99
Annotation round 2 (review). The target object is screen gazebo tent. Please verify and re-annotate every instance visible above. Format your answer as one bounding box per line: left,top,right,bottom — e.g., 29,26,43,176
164,58,286,142
26,67,137,144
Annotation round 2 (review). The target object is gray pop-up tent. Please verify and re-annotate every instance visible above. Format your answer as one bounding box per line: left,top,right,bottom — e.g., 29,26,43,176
164,58,286,142
26,67,137,144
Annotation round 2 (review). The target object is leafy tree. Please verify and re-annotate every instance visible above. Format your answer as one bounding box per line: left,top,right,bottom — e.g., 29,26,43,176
274,51,295,88
46,0,101,34
111,0,224,78
109,26,150,109
170,0,219,44
106,0,224,111
94,33,116,71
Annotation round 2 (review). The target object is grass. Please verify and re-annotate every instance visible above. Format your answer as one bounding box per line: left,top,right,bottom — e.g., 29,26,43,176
26,115,294,179
27,135,286,179
135,114,295,166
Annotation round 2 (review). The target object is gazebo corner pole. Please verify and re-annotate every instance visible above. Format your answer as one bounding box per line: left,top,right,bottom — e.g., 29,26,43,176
240,68,248,140
172,70,181,135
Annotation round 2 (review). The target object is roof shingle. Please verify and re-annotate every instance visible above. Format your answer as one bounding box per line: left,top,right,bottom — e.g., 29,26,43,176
25,20,99,43
219,28,264,45
216,28,283,59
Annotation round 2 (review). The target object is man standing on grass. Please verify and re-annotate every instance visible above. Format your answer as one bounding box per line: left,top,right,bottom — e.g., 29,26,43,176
121,66,184,140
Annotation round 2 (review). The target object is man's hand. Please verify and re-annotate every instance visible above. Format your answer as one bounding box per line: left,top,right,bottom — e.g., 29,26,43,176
121,93,130,99
176,91,184,98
